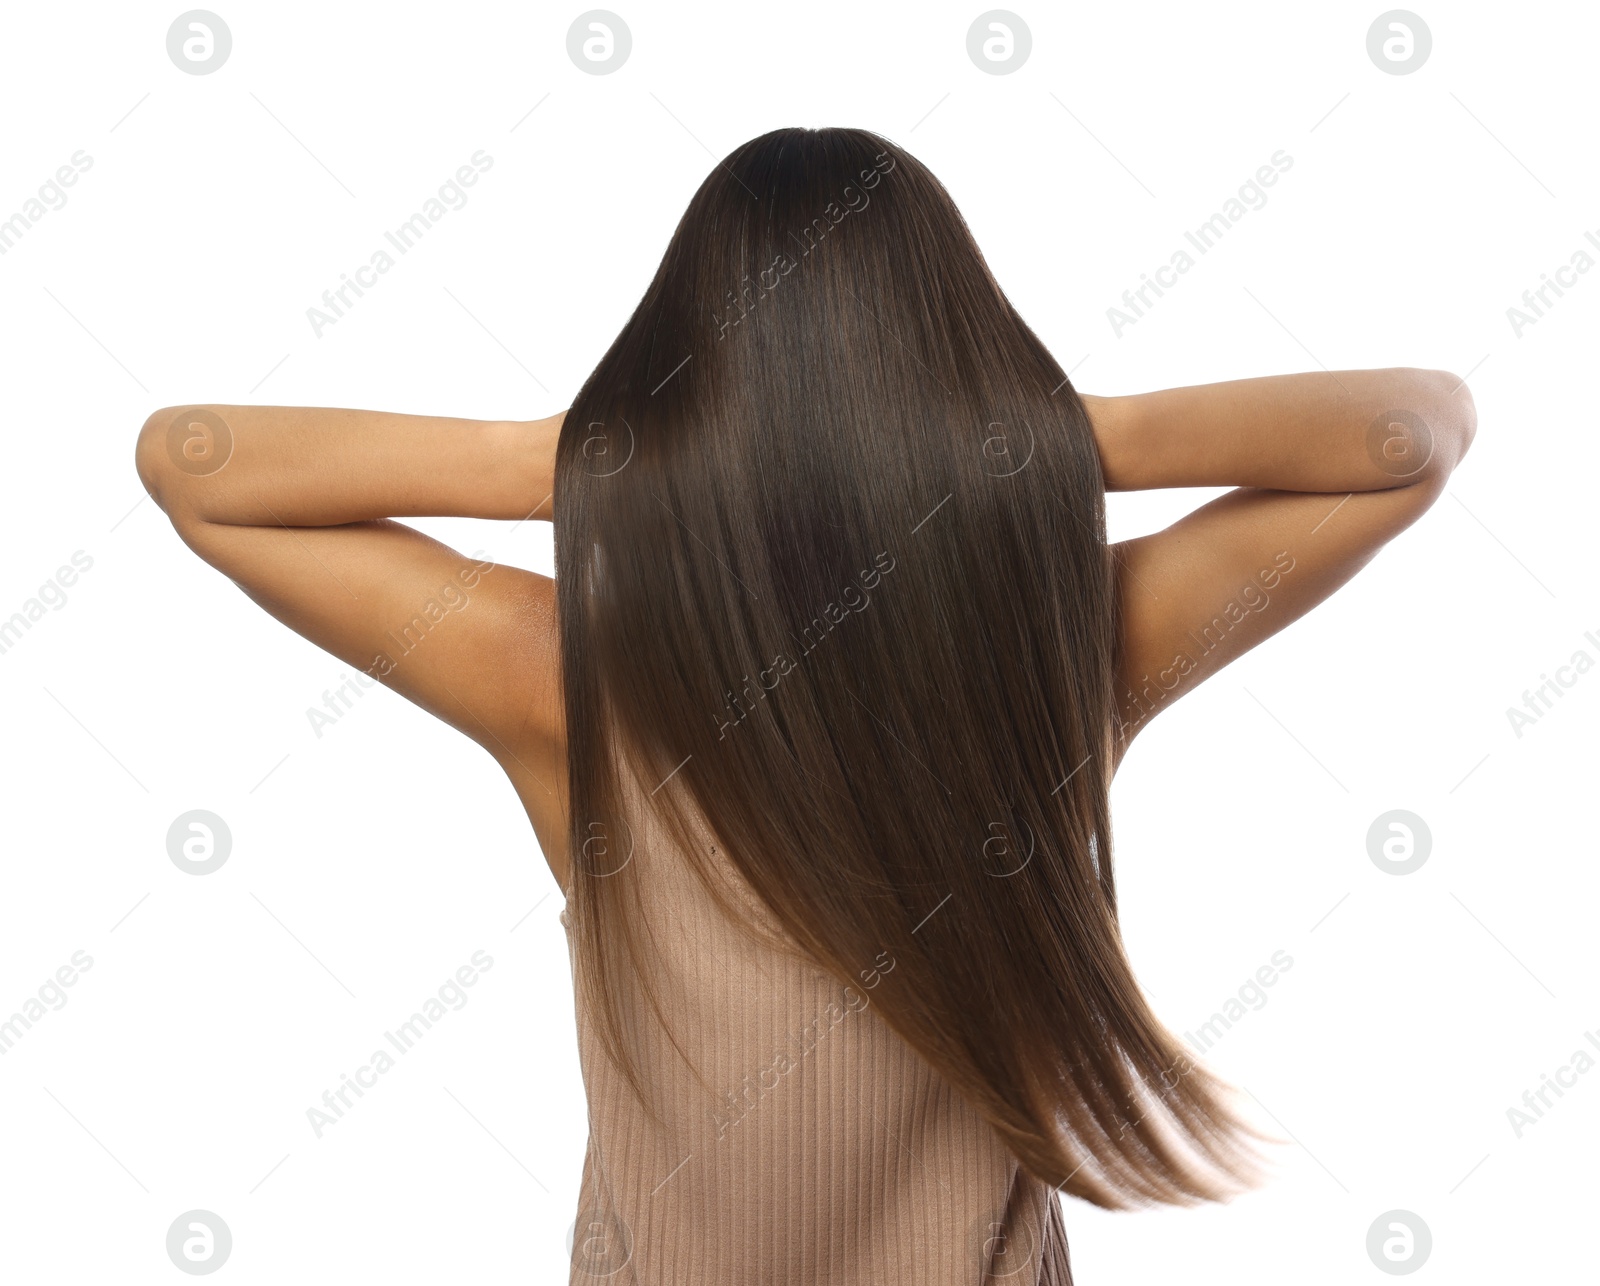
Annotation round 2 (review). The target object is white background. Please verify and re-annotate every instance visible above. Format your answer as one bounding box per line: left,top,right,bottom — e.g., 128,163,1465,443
1,0,1594,1281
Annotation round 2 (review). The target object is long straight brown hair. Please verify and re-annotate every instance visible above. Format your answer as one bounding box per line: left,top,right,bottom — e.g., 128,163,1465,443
554,126,1270,1209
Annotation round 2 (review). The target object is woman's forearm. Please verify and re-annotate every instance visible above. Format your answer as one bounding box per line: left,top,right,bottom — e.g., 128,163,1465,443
134,405,559,525
1083,368,1476,494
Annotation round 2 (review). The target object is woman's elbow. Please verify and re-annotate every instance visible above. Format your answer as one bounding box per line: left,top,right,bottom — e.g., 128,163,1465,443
1406,368,1478,481
135,405,225,518
134,407,175,511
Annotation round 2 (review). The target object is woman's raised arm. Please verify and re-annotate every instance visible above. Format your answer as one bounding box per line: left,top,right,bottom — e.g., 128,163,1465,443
133,406,571,871
1082,369,1477,763
134,405,559,525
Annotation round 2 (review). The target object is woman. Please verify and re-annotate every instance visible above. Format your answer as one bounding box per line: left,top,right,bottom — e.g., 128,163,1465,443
135,127,1476,1283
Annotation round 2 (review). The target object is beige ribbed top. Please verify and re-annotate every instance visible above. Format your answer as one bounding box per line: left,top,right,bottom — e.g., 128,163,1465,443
559,767,1073,1284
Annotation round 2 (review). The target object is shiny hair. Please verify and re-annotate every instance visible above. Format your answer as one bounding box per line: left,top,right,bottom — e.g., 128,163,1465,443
554,126,1268,1208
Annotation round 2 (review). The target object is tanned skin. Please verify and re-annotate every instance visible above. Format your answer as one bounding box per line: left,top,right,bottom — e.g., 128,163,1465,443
135,369,1477,891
